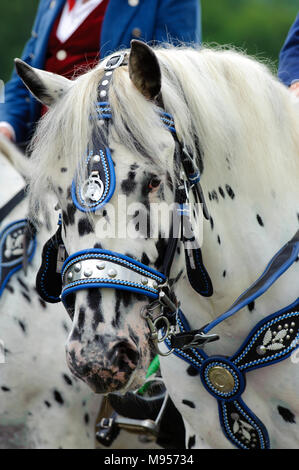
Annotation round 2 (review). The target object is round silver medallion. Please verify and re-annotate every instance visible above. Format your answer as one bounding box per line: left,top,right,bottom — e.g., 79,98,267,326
81,171,104,203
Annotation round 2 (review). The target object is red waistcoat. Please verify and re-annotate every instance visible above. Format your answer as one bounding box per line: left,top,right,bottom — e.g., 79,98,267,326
45,0,109,79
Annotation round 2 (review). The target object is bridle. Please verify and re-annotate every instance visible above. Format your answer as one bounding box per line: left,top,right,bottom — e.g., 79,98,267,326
37,52,216,352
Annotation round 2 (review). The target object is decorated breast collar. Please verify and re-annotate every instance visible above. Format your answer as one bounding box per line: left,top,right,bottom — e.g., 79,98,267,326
0,184,36,297
0,219,36,297
165,230,299,449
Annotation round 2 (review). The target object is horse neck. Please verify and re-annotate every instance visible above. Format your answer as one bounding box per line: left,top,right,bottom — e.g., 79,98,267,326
177,111,299,342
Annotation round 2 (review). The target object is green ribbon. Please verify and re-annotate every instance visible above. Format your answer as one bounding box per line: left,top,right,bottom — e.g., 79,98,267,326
138,355,160,395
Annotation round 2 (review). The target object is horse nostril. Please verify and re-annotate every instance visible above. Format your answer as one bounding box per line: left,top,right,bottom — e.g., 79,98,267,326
109,340,139,370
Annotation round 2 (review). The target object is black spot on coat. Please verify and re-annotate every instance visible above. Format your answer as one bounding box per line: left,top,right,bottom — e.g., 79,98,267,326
188,435,196,449
187,365,199,376
121,171,137,196
78,218,94,236
63,374,73,386
182,399,195,409
278,405,296,423
219,186,225,198
17,277,29,291
225,184,235,199
53,390,64,405
256,214,264,227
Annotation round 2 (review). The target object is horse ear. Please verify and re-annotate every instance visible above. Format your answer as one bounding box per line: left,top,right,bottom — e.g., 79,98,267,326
129,40,161,100
14,59,72,106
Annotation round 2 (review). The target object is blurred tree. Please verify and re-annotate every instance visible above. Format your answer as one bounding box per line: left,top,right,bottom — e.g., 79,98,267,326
0,0,38,83
201,0,298,70
0,0,297,83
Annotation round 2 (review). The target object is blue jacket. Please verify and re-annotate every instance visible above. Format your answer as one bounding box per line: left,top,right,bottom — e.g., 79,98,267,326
278,13,299,87
0,0,201,144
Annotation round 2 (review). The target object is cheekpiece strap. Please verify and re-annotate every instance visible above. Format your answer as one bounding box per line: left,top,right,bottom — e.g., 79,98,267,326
72,53,128,213
35,224,64,303
61,249,166,304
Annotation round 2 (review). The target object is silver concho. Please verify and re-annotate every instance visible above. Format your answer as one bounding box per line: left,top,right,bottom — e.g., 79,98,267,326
81,171,104,203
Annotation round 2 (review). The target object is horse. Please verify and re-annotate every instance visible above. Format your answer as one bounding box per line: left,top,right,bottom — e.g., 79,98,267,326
15,40,299,449
0,135,171,450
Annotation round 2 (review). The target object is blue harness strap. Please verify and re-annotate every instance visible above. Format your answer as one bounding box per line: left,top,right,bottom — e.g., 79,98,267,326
165,231,299,449
0,219,36,297
203,230,299,334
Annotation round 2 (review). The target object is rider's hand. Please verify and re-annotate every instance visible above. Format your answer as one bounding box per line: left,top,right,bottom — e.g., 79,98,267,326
290,81,299,97
0,125,14,141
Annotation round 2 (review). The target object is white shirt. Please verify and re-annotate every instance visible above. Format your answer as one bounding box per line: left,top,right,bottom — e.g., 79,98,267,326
57,0,104,43
0,0,104,140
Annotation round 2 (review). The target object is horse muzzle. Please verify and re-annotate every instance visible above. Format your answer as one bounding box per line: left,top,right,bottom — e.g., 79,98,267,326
66,336,140,394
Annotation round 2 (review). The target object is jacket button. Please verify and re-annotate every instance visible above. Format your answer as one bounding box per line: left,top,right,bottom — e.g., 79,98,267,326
132,27,142,38
29,53,35,60
128,0,139,6
32,30,38,38
56,50,67,61
50,0,56,8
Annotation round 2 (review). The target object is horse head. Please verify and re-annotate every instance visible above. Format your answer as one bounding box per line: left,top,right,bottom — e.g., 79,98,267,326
16,41,197,394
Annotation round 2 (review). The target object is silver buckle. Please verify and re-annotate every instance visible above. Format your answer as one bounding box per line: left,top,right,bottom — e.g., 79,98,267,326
56,244,66,273
105,53,127,71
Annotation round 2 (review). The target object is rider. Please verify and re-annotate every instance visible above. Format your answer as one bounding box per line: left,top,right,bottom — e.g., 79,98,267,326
278,13,299,97
0,0,201,146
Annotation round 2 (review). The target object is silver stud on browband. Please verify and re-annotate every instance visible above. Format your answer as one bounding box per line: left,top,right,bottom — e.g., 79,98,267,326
100,90,107,98
74,263,81,272
93,155,100,163
84,268,92,278
102,80,109,86
141,277,148,285
67,272,73,281
108,268,117,278
96,262,105,270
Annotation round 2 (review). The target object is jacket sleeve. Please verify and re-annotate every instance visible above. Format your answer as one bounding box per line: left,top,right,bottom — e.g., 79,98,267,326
278,13,299,87
153,0,201,46
0,0,45,143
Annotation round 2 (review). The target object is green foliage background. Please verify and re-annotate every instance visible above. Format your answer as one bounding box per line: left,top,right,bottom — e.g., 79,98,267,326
0,0,298,83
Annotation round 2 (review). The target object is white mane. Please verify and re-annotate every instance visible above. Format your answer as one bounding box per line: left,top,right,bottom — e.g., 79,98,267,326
28,45,299,215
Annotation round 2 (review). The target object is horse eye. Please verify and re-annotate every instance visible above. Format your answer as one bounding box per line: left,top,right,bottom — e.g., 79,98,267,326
149,177,161,189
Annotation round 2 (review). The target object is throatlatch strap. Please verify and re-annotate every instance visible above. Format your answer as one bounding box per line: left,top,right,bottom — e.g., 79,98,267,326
203,230,299,333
